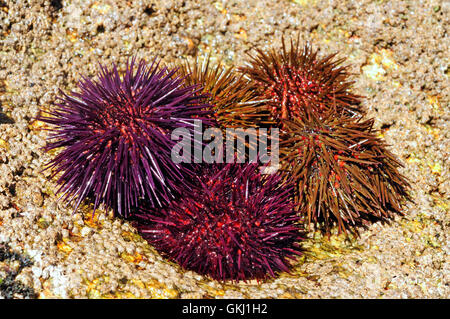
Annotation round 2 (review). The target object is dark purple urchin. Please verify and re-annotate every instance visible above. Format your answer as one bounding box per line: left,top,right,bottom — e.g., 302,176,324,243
135,163,303,282
279,113,410,235
240,38,364,122
39,58,212,218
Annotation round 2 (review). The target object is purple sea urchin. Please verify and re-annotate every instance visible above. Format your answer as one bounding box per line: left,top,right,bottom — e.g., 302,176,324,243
240,38,364,122
135,163,303,282
280,114,410,235
39,58,212,217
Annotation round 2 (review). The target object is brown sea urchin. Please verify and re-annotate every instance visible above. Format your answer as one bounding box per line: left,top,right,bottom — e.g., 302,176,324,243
240,38,364,122
280,113,410,235
177,56,272,129
135,163,303,282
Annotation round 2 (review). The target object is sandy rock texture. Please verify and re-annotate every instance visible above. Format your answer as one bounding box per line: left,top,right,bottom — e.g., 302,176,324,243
0,0,448,298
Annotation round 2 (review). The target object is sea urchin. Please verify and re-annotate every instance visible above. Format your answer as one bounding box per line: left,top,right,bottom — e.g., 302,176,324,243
135,163,303,282
280,113,410,235
240,38,364,122
39,58,211,217
176,56,272,129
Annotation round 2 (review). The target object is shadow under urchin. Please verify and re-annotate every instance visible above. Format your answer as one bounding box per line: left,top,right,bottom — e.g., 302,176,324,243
39,58,213,218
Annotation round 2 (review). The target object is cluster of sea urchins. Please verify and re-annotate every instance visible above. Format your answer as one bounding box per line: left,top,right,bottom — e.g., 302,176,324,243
40,39,410,282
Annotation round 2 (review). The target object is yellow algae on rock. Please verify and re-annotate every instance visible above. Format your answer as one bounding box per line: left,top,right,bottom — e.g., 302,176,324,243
123,40,133,52
363,49,399,81
87,289,102,299
428,162,442,175
431,194,448,211
91,2,111,15
66,28,79,43
400,219,425,233
279,292,296,299
424,235,441,248
37,217,50,229
298,232,363,262
406,153,421,164
57,238,73,256
130,279,145,289
84,276,112,298
292,0,314,6
106,291,137,299
363,57,386,81
234,28,248,40
424,125,441,140
0,139,9,151
392,80,402,88
119,251,143,264
427,95,443,114
121,230,144,243
378,49,398,70
28,119,47,132
82,208,104,229
85,278,103,298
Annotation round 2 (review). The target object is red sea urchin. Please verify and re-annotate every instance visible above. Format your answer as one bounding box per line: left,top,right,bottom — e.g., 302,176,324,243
39,58,212,218
240,38,364,122
135,163,303,282
280,113,410,235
